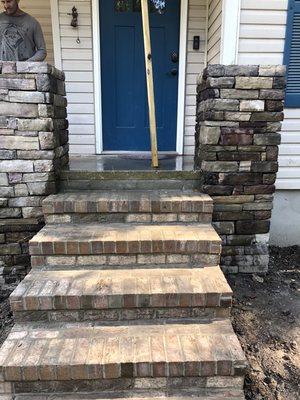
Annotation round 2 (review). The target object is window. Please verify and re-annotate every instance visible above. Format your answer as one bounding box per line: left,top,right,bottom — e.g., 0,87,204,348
284,0,300,107
115,0,130,12
115,0,166,14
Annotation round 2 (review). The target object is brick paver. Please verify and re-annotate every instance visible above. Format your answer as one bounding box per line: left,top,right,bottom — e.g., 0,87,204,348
43,191,213,215
29,224,221,256
10,267,232,314
1,320,247,382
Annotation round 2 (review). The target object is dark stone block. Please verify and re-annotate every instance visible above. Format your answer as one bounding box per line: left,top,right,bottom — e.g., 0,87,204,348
254,133,281,145
250,112,284,122
263,174,277,185
199,110,225,121
220,133,253,146
273,76,286,89
251,162,278,173
224,65,259,77
203,64,225,78
266,146,279,161
254,211,272,220
236,220,270,234
259,89,285,100
221,127,254,135
265,100,284,112
220,173,263,186
203,172,219,185
244,185,276,195
197,151,217,161
225,235,255,246
0,149,16,160
218,152,261,161
198,88,220,100
213,211,254,221
202,185,233,195
240,121,267,129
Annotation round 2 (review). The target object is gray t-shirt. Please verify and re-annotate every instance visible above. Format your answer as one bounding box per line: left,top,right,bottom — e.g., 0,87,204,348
0,12,46,61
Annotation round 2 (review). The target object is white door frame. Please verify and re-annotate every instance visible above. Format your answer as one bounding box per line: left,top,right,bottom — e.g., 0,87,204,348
92,0,188,155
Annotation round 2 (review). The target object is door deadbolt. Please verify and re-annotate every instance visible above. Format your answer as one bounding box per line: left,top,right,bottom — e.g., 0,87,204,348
171,52,179,63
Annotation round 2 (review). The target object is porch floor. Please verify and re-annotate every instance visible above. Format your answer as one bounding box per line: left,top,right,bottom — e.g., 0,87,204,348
68,155,195,172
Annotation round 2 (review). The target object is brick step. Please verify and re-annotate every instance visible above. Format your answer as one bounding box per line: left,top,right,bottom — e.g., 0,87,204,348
29,224,221,268
59,170,202,191
13,389,245,399
42,191,213,225
0,320,247,387
10,267,232,322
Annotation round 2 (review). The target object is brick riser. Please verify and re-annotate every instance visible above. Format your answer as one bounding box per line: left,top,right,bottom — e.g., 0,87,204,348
31,254,220,269
13,389,246,400
11,379,245,397
45,213,212,225
13,306,231,323
43,191,213,225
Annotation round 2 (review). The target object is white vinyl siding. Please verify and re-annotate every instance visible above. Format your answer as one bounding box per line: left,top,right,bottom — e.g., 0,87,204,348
207,0,222,64
238,0,300,189
22,0,54,64
184,0,208,155
58,0,95,155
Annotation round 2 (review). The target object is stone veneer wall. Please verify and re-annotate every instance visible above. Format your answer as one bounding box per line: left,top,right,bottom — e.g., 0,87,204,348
195,65,285,273
0,61,68,282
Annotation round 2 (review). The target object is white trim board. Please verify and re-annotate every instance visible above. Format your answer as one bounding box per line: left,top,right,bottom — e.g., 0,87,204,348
92,0,188,154
50,0,62,70
92,0,103,154
220,0,241,65
176,0,188,155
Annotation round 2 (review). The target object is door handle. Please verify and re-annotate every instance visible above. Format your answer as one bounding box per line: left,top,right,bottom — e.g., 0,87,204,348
171,68,178,76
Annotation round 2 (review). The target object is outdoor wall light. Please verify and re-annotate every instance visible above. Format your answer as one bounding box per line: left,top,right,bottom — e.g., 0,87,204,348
68,6,78,27
68,6,81,44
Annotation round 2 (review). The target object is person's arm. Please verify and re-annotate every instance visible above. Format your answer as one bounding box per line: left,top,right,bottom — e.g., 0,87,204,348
27,20,47,61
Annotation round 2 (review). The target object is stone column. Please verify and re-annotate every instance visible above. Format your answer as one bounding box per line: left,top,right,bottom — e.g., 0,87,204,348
195,65,285,273
0,61,68,281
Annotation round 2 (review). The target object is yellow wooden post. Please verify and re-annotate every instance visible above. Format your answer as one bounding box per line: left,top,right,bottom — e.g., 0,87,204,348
141,0,159,168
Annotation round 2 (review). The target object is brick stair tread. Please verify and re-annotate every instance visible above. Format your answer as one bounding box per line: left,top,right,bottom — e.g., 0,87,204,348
43,190,212,214
13,389,245,399
10,266,232,312
0,320,247,381
29,224,221,256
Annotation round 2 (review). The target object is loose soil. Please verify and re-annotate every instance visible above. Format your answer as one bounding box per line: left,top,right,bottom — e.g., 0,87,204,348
228,246,300,400
0,246,299,399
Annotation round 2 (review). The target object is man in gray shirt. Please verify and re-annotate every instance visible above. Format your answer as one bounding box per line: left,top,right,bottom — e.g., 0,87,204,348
0,0,47,61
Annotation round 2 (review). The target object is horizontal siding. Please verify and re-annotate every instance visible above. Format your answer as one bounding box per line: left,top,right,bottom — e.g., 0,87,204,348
238,0,288,64
184,0,208,155
207,0,222,65
22,0,54,64
58,0,95,155
238,0,300,189
278,109,300,189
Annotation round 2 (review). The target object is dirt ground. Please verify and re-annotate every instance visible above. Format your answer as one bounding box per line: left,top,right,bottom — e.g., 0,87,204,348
228,246,300,400
0,246,299,400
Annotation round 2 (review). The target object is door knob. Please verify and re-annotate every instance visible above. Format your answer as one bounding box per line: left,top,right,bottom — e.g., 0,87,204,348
171,69,178,76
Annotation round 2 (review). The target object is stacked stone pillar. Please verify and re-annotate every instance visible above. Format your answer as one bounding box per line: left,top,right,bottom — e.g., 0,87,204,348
0,61,68,280
195,65,285,273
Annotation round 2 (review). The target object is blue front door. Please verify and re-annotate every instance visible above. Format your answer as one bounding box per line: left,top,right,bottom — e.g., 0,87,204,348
100,0,180,152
